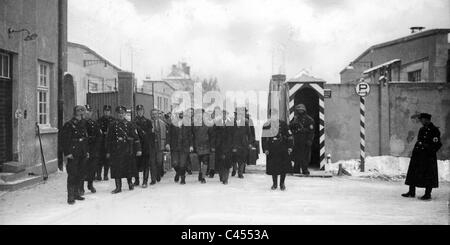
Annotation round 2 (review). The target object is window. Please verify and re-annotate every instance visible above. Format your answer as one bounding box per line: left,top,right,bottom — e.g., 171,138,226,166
408,70,422,82
38,62,51,126
164,98,168,112
157,97,163,110
0,53,10,79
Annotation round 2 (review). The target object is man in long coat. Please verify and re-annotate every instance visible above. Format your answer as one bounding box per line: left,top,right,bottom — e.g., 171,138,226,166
96,105,115,181
402,113,442,201
213,109,233,185
168,111,194,185
231,107,251,179
106,106,142,194
80,105,102,195
133,105,153,188
192,109,215,184
290,104,315,175
262,108,292,191
61,106,89,205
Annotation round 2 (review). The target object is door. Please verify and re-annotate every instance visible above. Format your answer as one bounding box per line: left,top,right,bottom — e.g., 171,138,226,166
0,52,13,167
294,87,321,170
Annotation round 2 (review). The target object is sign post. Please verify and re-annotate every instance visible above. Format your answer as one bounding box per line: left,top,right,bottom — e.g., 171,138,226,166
355,81,370,172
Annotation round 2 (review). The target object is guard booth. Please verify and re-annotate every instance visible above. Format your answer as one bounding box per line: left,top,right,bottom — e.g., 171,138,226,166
269,72,326,171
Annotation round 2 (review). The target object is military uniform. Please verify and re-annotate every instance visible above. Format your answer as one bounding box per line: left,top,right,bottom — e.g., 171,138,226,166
133,110,153,186
80,115,102,194
290,112,315,175
106,108,142,193
151,116,169,182
96,106,115,180
404,114,442,200
61,116,89,204
262,119,292,190
169,114,194,185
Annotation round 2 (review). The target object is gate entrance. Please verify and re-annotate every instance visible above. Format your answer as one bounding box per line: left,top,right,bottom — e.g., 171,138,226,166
294,88,321,170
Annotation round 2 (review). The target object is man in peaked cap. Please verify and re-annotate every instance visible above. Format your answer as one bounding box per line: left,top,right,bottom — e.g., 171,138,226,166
106,106,142,194
290,104,315,175
133,105,153,188
96,105,115,181
61,105,89,205
403,113,442,201
79,104,102,195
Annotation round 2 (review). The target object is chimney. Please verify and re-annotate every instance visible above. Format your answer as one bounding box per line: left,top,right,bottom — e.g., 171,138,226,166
410,26,425,34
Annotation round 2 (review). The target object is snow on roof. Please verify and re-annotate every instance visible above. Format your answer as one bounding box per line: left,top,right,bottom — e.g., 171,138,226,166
286,70,326,83
363,59,401,74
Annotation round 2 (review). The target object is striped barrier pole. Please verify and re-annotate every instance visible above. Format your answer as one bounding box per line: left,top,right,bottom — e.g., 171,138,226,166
360,96,366,172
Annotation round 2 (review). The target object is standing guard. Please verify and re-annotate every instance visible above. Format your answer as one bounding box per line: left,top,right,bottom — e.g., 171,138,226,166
262,109,293,191
403,113,442,201
61,106,89,205
290,104,315,175
96,105,115,181
79,105,102,195
133,105,153,188
106,106,142,194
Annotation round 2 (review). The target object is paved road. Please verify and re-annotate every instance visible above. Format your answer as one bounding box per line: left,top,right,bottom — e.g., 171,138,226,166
0,171,449,225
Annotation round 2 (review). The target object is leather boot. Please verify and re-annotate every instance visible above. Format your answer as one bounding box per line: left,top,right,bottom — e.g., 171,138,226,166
271,175,278,190
174,174,180,183
111,179,122,194
128,178,135,191
180,175,186,185
68,186,75,205
88,181,97,193
79,182,85,197
402,186,416,198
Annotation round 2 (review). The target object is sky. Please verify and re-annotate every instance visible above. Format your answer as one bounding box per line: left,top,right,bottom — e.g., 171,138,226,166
68,0,450,91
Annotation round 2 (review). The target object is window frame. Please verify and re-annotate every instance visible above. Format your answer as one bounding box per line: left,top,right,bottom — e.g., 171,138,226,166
37,62,51,127
0,52,11,79
408,69,422,82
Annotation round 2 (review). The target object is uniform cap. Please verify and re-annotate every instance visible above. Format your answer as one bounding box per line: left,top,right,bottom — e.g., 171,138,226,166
419,113,432,120
136,105,144,111
295,104,307,112
103,105,112,111
85,104,93,111
116,106,127,113
73,105,86,115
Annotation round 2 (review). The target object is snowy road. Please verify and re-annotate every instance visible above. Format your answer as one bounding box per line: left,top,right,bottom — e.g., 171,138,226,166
0,170,449,225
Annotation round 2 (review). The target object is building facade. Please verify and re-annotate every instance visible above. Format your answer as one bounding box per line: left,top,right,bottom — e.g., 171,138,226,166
68,42,122,106
0,0,66,175
142,80,175,113
341,29,450,84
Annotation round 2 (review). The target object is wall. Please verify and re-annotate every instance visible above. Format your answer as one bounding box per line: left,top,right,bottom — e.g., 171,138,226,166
324,83,450,161
0,0,64,169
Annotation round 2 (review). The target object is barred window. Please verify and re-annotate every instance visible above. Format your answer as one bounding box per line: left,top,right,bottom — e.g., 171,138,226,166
0,53,10,79
408,70,422,82
38,62,51,126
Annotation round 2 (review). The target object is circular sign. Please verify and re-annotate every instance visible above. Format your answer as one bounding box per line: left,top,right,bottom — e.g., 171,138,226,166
356,82,371,97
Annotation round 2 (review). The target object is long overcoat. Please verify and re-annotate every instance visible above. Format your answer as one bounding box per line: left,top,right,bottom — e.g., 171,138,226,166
262,119,292,175
405,123,442,188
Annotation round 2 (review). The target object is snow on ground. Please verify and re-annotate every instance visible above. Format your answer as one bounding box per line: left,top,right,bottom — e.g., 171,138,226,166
328,156,450,182
0,169,449,225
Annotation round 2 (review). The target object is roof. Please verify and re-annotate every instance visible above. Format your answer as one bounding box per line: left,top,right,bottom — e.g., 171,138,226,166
363,59,401,74
68,42,123,72
286,70,326,83
341,28,450,74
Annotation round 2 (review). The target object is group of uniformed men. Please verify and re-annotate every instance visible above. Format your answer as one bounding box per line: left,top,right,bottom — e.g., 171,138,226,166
61,104,261,205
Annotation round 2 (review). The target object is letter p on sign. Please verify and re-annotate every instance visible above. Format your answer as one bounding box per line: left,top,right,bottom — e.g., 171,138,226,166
356,82,371,97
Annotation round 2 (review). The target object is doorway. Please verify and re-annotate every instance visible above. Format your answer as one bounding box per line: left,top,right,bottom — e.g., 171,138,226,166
0,54,13,168
294,87,321,170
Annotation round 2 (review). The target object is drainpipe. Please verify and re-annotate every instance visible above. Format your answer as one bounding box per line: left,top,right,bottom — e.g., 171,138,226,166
57,0,68,171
